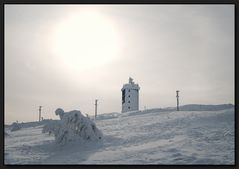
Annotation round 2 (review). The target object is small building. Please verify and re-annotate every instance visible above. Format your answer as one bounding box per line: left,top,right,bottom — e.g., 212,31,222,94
121,77,140,113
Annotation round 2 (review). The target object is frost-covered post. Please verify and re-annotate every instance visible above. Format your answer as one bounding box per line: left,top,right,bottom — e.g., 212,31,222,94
95,99,98,119
39,106,42,122
176,90,179,111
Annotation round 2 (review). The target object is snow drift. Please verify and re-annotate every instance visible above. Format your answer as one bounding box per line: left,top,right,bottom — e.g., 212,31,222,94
179,104,234,111
43,109,103,145
5,132,10,137
10,122,22,132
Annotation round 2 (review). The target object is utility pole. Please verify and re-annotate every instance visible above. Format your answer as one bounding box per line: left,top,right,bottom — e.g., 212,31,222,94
176,90,179,111
39,106,42,122
95,99,98,119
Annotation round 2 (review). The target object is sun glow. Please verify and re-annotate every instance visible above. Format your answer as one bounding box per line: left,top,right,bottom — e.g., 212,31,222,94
51,10,121,72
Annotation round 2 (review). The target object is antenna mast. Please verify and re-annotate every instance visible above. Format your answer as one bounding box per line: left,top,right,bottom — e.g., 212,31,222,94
95,99,98,119
176,91,179,111
39,106,42,122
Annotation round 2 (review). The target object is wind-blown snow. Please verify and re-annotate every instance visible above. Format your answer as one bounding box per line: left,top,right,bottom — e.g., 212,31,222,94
4,105,234,165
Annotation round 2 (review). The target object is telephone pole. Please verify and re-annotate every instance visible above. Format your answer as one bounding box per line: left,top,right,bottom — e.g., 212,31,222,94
95,99,98,119
176,90,179,111
39,106,42,122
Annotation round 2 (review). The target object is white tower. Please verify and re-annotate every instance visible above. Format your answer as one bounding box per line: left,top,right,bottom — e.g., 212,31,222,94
121,77,140,113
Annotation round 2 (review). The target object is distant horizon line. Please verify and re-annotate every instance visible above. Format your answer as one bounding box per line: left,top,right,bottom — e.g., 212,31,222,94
4,103,234,125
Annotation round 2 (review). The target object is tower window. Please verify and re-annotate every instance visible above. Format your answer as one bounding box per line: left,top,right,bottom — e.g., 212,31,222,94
128,106,130,109
122,89,125,103
128,95,130,98
128,101,130,103
128,89,130,92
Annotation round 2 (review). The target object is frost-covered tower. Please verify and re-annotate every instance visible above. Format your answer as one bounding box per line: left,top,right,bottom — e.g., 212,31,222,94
121,77,140,113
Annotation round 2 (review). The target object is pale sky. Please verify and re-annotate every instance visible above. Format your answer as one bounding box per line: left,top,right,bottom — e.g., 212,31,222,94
5,5,234,124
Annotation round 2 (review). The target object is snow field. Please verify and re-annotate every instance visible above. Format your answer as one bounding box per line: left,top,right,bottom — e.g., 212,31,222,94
87,109,234,164
5,107,234,164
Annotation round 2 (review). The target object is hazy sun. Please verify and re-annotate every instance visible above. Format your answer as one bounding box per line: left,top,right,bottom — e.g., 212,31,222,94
51,10,121,72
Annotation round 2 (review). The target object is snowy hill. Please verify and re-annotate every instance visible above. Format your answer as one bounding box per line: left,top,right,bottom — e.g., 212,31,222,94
179,104,234,111
4,104,234,165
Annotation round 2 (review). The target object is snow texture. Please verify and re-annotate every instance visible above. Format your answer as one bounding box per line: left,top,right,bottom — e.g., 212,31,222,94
5,132,10,137
10,122,22,132
179,104,234,111
4,104,234,165
42,120,60,136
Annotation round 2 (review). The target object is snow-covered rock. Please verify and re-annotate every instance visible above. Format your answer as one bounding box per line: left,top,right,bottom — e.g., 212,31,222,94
50,109,103,145
10,122,22,132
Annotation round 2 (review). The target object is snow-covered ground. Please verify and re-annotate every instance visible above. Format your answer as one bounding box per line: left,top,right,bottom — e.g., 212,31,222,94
4,105,235,165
